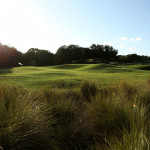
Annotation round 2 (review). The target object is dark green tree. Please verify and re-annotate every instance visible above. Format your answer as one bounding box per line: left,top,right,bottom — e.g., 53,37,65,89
23,48,54,66
56,45,83,64
0,43,23,67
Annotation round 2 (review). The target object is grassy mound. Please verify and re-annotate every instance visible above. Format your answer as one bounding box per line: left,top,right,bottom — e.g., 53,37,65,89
0,64,150,89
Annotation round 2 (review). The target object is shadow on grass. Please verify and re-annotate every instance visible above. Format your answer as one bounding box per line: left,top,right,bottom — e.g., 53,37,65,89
0,68,12,74
138,65,150,71
51,64,86,70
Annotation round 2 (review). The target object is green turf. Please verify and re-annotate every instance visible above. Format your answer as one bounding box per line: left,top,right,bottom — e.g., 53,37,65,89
0,64,150,89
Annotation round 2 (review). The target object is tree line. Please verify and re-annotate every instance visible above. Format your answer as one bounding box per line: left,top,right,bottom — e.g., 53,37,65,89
0,43,150,67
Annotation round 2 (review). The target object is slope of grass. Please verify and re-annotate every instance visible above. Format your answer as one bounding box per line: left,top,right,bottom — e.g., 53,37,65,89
0,64,150,89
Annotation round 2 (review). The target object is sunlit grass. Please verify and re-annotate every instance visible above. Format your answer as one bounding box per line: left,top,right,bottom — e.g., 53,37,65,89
0,64,150,89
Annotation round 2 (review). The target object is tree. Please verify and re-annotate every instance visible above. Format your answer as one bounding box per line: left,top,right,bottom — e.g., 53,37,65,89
0,43,23,67
56,45,83,64
90,44,104,61
103,45,118,63
23,48,54,66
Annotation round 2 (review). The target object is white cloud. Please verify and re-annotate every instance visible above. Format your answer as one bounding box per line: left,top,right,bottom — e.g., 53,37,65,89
136,37,142,41
103,41,113,46
120,37,128,41
129,47,137,51
130,37,142,42
118,44,125,48
130,38,135,41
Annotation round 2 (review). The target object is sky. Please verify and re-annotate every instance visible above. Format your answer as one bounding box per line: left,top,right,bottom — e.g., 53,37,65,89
0,0,150,55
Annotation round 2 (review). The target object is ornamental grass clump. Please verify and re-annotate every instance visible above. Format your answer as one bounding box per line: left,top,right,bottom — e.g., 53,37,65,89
0,86,55,150
80,81,98,101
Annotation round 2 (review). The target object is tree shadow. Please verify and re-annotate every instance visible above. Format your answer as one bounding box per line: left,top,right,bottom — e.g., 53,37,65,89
138,66,150,71
0,68,12,74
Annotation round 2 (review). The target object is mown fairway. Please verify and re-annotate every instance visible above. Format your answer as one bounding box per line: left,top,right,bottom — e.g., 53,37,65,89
0,63,150,89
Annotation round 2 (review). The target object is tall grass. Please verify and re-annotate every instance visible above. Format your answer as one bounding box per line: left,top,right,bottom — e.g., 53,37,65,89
80,81,98,101
0,86,55,150
0,80,149,149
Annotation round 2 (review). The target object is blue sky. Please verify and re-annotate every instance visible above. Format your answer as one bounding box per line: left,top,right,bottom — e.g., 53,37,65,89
0,0,149,55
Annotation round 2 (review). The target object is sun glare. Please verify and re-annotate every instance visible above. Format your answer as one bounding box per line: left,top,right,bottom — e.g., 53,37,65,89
0,0,60,53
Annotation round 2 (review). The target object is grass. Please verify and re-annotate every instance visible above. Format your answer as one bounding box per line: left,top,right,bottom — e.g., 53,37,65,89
0,64,150,149
0,80,149,149
0,85,55,150
0,63,150,89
